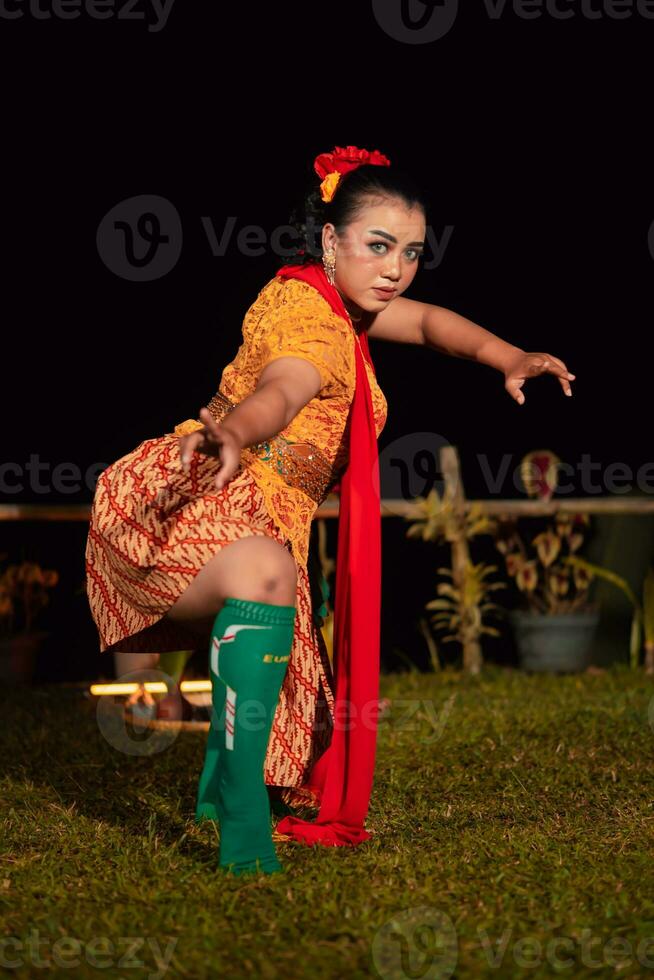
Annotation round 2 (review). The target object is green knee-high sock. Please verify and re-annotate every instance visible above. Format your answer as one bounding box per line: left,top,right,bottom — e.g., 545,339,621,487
195,597,296,876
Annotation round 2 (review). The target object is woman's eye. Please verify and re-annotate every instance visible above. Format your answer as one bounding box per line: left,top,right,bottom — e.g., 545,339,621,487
369,241,421,261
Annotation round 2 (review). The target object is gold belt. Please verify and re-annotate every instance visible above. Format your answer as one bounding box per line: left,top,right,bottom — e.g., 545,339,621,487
204,390,338,505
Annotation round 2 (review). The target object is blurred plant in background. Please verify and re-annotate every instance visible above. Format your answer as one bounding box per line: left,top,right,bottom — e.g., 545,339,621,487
405,483,504,673
494,511,595,614
0,556,59,637
565,554,649,669
492,449,595,614
493,450,653,669
424,559,507,654
643,568,654,674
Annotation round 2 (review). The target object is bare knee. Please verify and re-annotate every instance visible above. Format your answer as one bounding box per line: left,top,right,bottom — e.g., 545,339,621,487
164,535,297,631
241,537,297,605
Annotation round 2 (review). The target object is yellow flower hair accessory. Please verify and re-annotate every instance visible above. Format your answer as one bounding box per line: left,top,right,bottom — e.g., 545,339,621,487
320,172,342,203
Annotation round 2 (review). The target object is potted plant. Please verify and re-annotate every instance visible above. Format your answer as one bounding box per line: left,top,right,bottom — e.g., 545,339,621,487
0,556,59,684
494,450,601,672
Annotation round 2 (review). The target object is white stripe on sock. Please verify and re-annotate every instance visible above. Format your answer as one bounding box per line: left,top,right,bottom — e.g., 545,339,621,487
210,624,273,751
210,623,273,679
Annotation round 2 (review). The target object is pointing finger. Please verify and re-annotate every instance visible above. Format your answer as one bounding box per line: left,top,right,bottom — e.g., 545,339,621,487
180,432,202,470
546,362,575,393
200,407,217,425
544,353,576,380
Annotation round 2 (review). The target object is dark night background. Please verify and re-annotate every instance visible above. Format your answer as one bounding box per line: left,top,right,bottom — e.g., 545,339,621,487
0,1,651,682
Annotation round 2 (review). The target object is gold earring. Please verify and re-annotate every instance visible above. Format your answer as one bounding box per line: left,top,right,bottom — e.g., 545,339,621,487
322,248,336,286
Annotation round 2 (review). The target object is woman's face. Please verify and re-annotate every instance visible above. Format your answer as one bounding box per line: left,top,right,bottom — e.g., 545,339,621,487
322,197,426,317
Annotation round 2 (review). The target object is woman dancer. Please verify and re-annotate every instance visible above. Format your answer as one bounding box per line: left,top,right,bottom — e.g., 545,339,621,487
85,144,575,875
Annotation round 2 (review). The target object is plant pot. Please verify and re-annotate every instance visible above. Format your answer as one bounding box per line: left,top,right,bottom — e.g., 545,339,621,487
0,630,48,684
509,609,599,673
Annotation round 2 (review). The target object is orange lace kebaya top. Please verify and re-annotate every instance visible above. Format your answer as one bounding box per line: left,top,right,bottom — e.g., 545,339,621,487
172,275,388,569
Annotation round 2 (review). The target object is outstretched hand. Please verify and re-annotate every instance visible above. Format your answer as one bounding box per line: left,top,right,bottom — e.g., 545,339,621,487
177,407,243,490
504,352,576,405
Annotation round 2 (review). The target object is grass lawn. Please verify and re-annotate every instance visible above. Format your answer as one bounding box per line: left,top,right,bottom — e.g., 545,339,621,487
1,665,654,979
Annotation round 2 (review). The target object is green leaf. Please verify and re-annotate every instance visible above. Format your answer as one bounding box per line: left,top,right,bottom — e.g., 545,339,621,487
643,567,654,644
629,613,642,669
565,556,641,613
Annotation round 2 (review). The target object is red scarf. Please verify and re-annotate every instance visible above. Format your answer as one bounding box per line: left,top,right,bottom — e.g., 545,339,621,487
273,259,382,847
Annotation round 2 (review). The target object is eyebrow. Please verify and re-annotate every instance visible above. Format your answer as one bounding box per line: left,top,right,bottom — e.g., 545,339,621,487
367,228,425,248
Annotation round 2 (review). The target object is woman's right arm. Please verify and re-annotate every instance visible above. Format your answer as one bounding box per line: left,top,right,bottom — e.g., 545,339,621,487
178,356,322,490
221,356,322,445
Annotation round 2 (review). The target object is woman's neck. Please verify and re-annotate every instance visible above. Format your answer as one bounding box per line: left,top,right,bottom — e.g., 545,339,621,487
336,288,364,323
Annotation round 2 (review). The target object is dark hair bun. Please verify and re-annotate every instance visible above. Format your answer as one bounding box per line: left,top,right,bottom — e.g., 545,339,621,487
285,162,428,266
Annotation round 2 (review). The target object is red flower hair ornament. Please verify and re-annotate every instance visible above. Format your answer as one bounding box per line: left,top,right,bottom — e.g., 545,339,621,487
314,145,391,203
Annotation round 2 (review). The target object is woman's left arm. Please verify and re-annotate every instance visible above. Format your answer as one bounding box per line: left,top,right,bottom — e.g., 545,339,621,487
422,304,576,405
367,297,576,405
